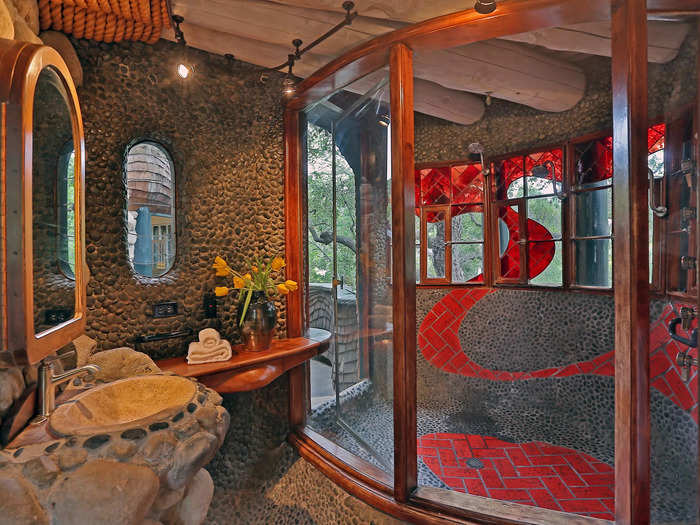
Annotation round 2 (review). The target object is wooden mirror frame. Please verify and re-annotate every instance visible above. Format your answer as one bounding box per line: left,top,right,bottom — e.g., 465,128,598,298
1,39,86,366
284,1,700,524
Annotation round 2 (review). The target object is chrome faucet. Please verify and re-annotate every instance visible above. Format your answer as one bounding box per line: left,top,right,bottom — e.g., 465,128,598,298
33,353,100,423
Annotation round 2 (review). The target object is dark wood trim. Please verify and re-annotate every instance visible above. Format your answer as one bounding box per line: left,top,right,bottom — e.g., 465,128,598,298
285,0,610,112
611,1,651,523
647,0,700,14
290,429,471,524
285,108,304,339
389,42,417,504
412,487,612,525
2,41,86,365
294,426,393,491
156,329,330,394
283,107,308,427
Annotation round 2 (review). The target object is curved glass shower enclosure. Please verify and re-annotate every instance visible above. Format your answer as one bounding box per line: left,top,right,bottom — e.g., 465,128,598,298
303,71,394,475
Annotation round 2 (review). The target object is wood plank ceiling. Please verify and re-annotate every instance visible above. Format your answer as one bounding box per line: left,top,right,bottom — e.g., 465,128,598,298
165,0,690,124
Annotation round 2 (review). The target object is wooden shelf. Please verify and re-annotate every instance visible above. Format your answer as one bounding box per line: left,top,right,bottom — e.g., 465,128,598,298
156,328,331,394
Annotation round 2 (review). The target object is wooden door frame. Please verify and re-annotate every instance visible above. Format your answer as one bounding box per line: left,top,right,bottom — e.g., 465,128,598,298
611,0,650,523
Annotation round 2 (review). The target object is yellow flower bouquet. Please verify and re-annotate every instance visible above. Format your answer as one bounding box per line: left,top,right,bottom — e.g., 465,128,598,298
212,255,298,351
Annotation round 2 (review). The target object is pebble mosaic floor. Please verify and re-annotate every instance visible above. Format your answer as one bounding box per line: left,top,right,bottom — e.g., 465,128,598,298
418,432,615,520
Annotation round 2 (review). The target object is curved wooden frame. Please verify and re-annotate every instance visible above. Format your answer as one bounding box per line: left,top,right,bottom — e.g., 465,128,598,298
283,0,691,523
1,39,86,365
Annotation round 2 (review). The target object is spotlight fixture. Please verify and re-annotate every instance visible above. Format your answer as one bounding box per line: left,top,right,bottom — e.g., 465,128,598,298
485,91,492,106
474,0,497,14
177,63,190,79
172,14,192,79
378,114,391,127
282,76,297,97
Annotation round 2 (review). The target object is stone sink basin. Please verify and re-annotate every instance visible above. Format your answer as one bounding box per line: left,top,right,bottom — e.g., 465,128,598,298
50,374,197,436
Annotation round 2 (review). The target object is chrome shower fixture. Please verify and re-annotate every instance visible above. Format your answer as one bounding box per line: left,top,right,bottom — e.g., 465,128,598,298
532,161,566,200
467,142,489,176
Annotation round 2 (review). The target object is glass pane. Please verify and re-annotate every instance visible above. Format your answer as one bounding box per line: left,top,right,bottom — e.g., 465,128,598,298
497,156,524,200
529,240,562,286
452,205,483,242
416,214,421,283
575,188,612,237
421,167,450,205
305,70,394,476
648,146,664,283
126,141,176,277
57,147,76,279
499,204,520,279
574,137,613,189
452,243,483,283
525,148,563,197
528,196,562,240
33,67,76,334
451,164,483,204
426,210,446,279
574,238,612,287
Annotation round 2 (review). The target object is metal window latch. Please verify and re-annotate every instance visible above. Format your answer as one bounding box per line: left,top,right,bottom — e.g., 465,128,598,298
681,207,696,232
681,256,697,271
681,306,697,331
676,351,699,382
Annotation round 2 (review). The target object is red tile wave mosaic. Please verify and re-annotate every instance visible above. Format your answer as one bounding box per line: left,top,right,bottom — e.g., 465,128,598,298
418,432,614,520
418,289,699,422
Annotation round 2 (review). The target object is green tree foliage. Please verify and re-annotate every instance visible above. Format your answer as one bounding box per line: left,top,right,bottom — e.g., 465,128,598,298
306,124,358,290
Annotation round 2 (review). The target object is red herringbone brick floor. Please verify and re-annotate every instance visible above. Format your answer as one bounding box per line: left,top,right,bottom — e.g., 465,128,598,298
419,432,614,520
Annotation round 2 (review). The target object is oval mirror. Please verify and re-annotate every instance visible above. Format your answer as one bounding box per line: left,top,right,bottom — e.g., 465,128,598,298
32,67,77,335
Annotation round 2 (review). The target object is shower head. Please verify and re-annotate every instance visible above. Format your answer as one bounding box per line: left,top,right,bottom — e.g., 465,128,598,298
531,164,550,178
468,142,484,155
467,143,488,176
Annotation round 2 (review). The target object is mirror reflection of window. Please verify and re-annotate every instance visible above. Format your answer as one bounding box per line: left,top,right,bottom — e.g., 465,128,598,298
57,144,75,279
124,141,176,277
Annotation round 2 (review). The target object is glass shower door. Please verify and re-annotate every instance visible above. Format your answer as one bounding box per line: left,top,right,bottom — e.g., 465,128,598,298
305,70,394,477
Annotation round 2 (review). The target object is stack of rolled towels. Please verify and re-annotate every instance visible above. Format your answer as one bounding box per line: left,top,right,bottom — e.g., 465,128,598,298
186,328,233,365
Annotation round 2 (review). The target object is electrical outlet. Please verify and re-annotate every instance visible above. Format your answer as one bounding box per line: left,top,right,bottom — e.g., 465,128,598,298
152,301,178,318
44,309,73,325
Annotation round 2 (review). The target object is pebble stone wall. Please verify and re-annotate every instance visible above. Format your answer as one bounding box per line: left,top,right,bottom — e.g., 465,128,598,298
71,38,401,524
74,38,288,359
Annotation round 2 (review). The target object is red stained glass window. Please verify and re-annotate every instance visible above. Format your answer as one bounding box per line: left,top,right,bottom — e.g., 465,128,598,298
648,123,665,154
575,137,613,187
451,164,484,204
420,167,450,205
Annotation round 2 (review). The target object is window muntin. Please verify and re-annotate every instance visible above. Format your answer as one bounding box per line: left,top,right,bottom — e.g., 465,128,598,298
125,141,176,277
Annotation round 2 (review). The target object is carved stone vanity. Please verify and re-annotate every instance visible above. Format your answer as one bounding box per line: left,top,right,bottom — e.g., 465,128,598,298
0,38,229,524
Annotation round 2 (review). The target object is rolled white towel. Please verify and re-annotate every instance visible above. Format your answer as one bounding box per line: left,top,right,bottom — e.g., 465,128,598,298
199,328,221,350
186,339,232,365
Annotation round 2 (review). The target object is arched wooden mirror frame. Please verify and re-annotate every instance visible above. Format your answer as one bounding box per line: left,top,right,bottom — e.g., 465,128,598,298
284,1,700,524
0,39,86,366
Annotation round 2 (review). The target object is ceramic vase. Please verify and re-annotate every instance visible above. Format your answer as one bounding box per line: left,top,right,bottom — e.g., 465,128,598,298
238,291,276,351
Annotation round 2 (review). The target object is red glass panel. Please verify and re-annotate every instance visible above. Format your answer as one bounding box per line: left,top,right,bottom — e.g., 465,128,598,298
496,157,524,200
575,136,613,186
525,148,563,182
420,167,450,205
451,164,483,204
648,123,665,154
414,169,421,217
